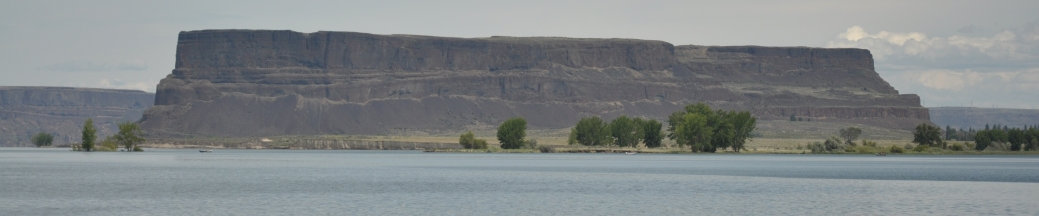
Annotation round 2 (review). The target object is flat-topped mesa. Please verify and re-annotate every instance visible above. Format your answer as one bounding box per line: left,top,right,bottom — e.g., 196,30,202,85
141,30,929,137
173,30,675,71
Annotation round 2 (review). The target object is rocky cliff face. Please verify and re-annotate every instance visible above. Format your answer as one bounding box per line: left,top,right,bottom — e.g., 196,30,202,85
141,30,928,137
0,87,154,146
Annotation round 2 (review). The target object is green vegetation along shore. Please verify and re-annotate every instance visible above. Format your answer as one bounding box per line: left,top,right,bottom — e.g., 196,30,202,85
131,103,1038,155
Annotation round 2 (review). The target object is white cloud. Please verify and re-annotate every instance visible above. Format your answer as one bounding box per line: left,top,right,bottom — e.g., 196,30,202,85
831,24,1039,108
828,25,1035,61
915,69,981,91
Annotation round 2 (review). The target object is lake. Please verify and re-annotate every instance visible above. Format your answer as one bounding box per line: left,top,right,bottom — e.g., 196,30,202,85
1,148,1038,215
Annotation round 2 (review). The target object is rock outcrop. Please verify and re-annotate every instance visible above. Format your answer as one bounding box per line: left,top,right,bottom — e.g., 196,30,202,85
0,87,153,146
141,30,929,137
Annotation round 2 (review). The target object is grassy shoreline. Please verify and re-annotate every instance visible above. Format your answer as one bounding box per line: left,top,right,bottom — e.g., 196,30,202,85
423,145,1039,155
139,136,1039,155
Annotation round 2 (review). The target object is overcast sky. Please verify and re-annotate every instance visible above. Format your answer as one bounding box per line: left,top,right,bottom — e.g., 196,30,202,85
2,0,1038,108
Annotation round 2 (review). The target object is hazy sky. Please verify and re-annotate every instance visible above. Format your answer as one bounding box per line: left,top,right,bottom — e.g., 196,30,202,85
2,0,1038,108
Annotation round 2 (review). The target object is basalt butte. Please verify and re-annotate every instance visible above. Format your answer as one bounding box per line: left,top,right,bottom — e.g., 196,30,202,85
139,30,929,137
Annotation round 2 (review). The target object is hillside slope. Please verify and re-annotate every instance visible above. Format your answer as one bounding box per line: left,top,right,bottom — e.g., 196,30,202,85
930,107,1039,129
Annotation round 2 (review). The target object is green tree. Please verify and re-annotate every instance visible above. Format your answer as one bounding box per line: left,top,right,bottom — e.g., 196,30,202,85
114,122,145,152
610,116,639,148
1007,128,1025,151
728,111,756,152
709,110,734,152
1027,128,1039,151
496,117,527,149
667,111,685,141
667,103,756,152
912,123,943,148
989,128,1009,143
573,117,611,146
839,127,863,145
81,118,96,152
641,119,663,148
31,132,54,147
974,130,991,151
459,131,476,149
675,113,712,152
1028,137,1038,151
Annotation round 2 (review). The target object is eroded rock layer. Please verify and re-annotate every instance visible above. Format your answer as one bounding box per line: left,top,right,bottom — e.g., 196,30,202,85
141,30,928,137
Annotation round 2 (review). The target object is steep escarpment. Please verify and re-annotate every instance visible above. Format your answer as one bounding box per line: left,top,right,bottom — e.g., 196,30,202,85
0,87,154,146
141,30,928,137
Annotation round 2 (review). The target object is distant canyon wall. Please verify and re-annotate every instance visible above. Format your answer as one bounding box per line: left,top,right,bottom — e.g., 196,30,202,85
0,87,153,146
141,30,928,137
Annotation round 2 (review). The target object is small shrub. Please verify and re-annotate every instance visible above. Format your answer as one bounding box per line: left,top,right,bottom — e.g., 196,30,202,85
861,140,877,147
459,131,475,149
808,142,825,153
458,131,488,149
525,139,538,149
852,145,877,154
889,145,905,153
133,146,143,152
32,132,54,147
473,139,488,149
987,142,1009,151
948,143,966,151
903,144,914,151
95,136,118,152
538,145,556,153
824,137,844,152
912,144,929,152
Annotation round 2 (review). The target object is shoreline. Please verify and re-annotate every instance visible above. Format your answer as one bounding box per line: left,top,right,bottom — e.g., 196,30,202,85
6,146,1038,155
117,136,1038,155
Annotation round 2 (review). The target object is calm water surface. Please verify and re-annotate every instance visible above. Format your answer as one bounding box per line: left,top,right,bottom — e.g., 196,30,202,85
2,148,1038,215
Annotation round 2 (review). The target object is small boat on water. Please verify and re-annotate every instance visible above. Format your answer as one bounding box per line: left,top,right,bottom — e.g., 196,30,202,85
199,149,213,153
624,152,638,155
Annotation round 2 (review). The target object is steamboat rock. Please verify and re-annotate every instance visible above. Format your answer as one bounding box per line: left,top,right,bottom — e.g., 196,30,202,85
141,30,928,137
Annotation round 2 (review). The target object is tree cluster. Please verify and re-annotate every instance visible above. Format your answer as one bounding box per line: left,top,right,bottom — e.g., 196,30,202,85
913,124,944,148
568,116,663,148
974,126,1039,151
808,137,847,153
78,119,145,152
943,124,1039,142
458,131,488,149
667,103,756,152
809,127,868,153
